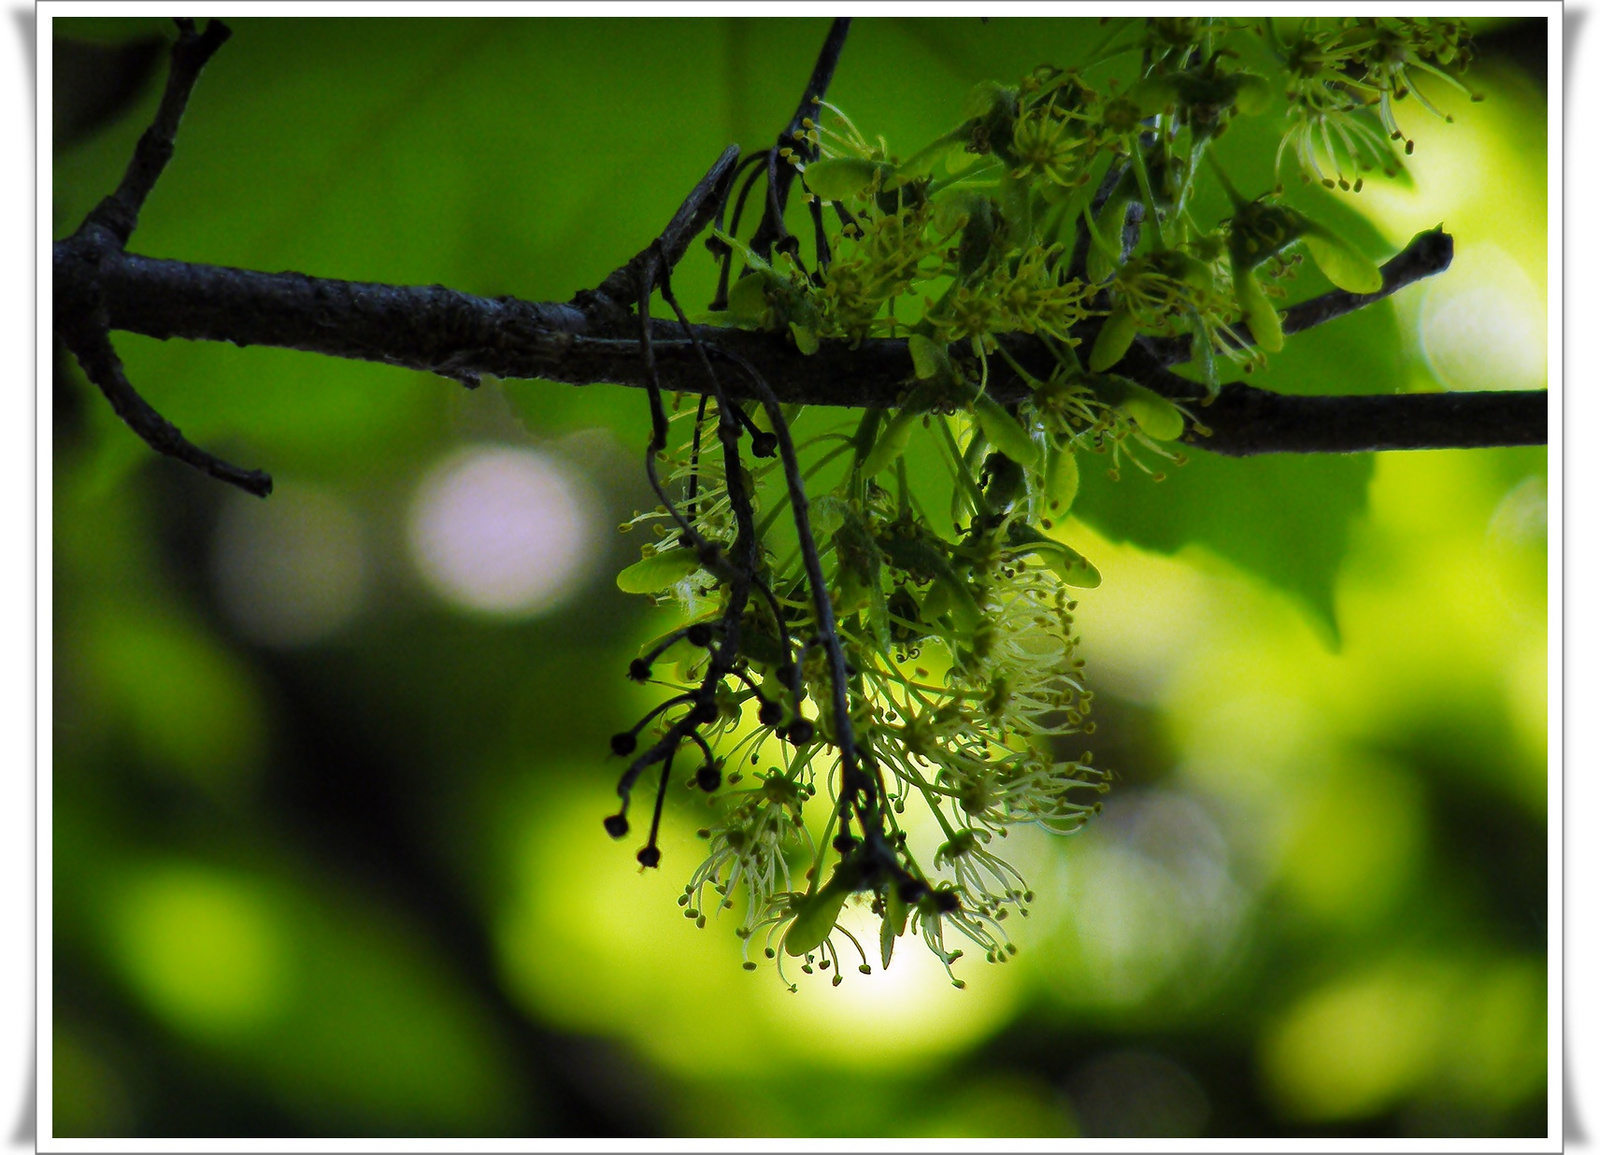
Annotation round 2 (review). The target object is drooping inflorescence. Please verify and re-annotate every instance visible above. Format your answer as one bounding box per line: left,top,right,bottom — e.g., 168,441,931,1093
604,16,1475,988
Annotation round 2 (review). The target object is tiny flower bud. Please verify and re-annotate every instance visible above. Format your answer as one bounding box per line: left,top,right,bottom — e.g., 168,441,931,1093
758,700,783,726
787,719,815,745
628,659,652,682
686,623,713,647
604,814,629,839
637,846,661,868
610,732,638,756
696,763,722,792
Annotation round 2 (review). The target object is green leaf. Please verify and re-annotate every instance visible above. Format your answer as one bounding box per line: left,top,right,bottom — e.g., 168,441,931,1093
1118,381,1186,442
1004,526,1101,588
908,333,946,381
862,408,920,476
802,156,884,202
789,321,820,355
1089,301,1138,371
972,393,1039,470
615,549,702,594
1302,229,1384,294
1042,438,1080,520
1231,72,1272,116
1070,278,1404,642
783,877,851,957
727,271,771,322
1235,264,1283,352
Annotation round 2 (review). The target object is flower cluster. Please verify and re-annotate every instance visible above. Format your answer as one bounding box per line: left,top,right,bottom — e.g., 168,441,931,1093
609,17,1471,988
1265,17,1481,192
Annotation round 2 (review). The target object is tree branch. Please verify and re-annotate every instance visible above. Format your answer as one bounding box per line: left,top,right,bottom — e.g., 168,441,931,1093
747,17,852,260
80,17,230,248
55,241,1547,458
52,16,1545,486
58,17,273,496
1186,383,1547,456
1140,225,1457,366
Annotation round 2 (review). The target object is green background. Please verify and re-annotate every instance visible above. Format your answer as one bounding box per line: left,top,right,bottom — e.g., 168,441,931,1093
52,17,1549,1139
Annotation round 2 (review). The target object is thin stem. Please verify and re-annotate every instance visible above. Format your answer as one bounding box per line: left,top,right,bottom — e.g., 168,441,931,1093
749,18,853,260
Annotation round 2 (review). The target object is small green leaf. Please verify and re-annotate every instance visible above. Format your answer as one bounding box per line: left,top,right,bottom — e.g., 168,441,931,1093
997,170,1033,245
1002,525,1101,588
1043,438,1080,517
616,549,702,594
1127,74,1177,117
1040,542,1102,588
918,571,983,634
1089,300,1139,371
1232,72,1272,116
963,79,1011,119
1087,176,1135,283
862,408,919,476
803,156,884,202
809,494,850,538
972,394,1038,470
1159,250,1215,292
957,197,998,279
1302,229,1384,294
1117,380,1186,442
727,270,770,322
1235,264,1283,352
783,877,851,957
908,333,946,381
789,321,820,355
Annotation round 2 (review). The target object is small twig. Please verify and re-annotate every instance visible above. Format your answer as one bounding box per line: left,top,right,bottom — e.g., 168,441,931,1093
58,18,270,497
718,347,880,835
596,144,742,311
748,18,853,261
58,311,271,496
1282,225,1455,337
1142,226,1456,367
81,18,231,247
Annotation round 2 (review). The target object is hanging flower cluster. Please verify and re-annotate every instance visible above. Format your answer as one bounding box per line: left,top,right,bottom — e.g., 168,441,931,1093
607,16,1475,988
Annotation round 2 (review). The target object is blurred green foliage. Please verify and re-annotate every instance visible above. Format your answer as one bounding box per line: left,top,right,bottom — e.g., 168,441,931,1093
52,16,1548,1139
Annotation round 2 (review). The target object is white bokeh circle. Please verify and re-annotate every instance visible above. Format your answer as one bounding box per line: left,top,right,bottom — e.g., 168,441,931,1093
407,445,596,617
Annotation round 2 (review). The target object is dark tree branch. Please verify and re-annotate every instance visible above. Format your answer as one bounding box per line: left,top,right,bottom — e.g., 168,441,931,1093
1184,383,1548,456
594,144,742,312
80,18,230,247
1142,226,1457,367
748,17,852,260
58,17,271,496
56,305,272,495
55,241,1547,457
52,15,1545,497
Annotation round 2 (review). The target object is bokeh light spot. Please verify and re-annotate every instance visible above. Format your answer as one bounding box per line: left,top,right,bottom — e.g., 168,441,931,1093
212,482,369,647
111,864,292,1038
1032,789,1246,1010
407,445,596,617
1276,760,1424,927
495,778,1019,1077
1419,245,1545,392
1261,965,1445,1121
